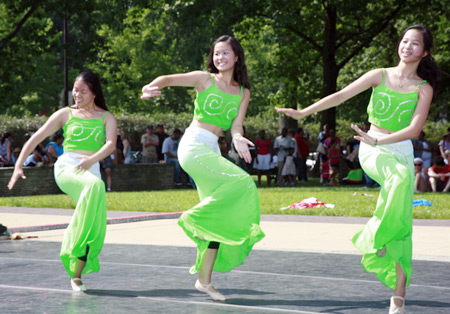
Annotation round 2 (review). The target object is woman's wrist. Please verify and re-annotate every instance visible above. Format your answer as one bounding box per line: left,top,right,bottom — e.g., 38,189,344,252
233,133,243,140
14,165,23,172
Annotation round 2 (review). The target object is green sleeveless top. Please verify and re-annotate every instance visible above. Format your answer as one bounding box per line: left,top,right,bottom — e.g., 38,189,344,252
367,69,426,132
193,73,243,130
63,107,108,152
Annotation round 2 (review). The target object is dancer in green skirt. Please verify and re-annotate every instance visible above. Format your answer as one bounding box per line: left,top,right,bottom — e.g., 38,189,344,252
8,71,117,292
276,25,441,314
141,35,265,301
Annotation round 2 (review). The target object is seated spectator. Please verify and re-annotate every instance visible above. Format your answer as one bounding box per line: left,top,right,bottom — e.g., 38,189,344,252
412,131,433,171
45,132,64,162
162,129,183,185
428,156,450,193
23,148,45,167
413,157,429,193
12,147,21,165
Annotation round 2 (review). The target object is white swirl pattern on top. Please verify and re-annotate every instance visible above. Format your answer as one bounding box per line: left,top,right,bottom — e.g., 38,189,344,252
203,93,238,121
68,123,105,144
373,92,415,125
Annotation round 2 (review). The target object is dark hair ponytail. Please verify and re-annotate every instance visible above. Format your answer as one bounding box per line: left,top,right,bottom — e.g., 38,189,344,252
74,71,108,111
397,25,441,100
206,35,250,90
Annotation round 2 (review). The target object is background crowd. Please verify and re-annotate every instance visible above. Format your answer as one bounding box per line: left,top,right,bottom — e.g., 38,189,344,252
1,124,449,193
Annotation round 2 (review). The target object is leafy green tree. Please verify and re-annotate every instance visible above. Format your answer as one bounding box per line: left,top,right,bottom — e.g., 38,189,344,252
0,0,448,127
0,2,61,116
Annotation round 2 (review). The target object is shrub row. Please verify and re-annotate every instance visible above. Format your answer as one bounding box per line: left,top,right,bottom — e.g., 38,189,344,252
1,113,447,153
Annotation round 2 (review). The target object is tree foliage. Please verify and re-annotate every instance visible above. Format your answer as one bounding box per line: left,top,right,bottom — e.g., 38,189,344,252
0,0,448,128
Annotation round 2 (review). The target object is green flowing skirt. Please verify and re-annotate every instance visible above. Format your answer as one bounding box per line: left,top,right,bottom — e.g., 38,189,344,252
352,132,414,289
178,127,265,274
54,152,107,277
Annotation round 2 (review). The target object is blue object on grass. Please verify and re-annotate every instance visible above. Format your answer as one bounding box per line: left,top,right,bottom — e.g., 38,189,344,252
413,199,432,207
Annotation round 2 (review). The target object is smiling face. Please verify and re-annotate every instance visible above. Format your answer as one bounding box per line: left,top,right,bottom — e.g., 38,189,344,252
213,41,238,73
398,29,429,64
72,79,95,107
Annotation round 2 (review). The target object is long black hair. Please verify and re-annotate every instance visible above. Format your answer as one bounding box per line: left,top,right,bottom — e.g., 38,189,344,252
206,35,250,90
397,24,441,99
74,71,108,110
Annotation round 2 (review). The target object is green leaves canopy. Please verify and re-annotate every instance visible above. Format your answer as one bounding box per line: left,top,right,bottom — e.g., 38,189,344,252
0,0,448,125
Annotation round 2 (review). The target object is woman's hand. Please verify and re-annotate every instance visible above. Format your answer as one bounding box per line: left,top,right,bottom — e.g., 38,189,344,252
75,156,95,173
351,124,378,146
8,167,26,190
275,107,305,120
141,85,162,99
234,137,255,164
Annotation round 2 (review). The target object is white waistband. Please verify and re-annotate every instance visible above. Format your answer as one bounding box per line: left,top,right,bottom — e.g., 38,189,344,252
184,126,219,141
57,152,101,178
181,127,220,154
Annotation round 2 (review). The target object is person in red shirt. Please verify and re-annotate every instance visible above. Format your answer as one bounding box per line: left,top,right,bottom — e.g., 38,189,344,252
253,129,272,187
295,127,309,182
428,156,450,192
320,155,330,185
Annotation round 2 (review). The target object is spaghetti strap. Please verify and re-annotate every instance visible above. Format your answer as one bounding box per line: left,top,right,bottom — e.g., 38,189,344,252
209,73,214,85
382,68,386,85
239,86,243,96
101,111,109,119
414,80,427,92
67,106,73,117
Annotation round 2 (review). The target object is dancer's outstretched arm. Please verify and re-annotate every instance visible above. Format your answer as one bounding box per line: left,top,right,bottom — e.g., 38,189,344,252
276,68,433,146
275,69,381,120
141,71,211,99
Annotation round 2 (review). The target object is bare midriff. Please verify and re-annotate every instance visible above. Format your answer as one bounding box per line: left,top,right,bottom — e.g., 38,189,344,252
190,120,224,137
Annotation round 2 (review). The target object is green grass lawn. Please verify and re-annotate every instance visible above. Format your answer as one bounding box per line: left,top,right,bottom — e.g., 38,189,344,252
0,177,447,219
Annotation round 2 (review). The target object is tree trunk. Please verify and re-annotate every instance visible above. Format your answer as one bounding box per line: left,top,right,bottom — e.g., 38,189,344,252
279,112,298,133
320,5,339,131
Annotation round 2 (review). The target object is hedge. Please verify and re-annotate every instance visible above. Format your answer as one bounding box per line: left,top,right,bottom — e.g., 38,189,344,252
1,112,448,153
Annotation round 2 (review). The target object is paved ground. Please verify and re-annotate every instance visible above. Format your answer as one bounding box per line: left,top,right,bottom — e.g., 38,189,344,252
1,206,450,313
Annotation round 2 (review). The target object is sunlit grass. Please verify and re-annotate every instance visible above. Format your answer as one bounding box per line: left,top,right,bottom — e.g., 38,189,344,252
0,177,447,219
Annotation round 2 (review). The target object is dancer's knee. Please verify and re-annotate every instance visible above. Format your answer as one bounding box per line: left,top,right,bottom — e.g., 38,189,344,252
87,177,105,192
388,165,412,185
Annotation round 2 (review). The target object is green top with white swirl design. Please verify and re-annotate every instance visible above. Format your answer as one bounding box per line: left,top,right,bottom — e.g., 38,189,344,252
63,107,108,152
367,69,426,132
193,73,243,131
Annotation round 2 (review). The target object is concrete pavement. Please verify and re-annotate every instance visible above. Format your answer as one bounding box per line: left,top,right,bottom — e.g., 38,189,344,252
1,206,449,262
2,206,450,314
